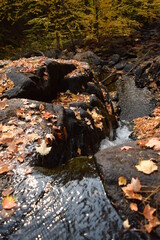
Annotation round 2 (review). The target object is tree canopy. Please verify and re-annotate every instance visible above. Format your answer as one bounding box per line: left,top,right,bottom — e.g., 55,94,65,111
0,0,160,57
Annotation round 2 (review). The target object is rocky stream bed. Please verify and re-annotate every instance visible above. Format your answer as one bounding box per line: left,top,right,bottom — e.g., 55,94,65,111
0,22,160,240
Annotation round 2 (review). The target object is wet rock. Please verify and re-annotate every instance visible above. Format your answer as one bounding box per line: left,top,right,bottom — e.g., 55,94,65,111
116,62,125,70
0,57,116,168
111,54,120,64
95,141,160,239
0,57,93,101
135,56,160,90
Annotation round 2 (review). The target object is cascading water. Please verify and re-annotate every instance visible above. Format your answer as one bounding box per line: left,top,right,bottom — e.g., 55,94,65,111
100,121,132,150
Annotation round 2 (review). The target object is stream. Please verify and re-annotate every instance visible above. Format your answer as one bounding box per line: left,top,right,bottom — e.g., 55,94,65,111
0,74,154,240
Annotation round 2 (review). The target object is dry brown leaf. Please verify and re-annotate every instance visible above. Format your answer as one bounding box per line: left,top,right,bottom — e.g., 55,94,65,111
122,187,142,200
135,159,158,174
143,204,156,221
121,146,133,151
17,156,24,163
122,177,142,200
0,163,12,175
145,138,160,150
145,217,160,233
2,196,17,210
130,202,138,212
118,176,127,186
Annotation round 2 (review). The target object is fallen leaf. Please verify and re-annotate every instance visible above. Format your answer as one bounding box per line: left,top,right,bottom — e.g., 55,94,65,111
123,219,130,229
135,159,158,174
39,103,44,112
17,156,24,163
118,176,127,186
29,103,36,109
121,146,133,151
122,178,142,200
143,204,156,221
130,177,142,192
2,196,17,210
77,147,81,155
2,187,14,197
145,216,160,233
145,138,160,150
130,202,138,212
36,140,52,156
0,163,12,174
42,111,53,119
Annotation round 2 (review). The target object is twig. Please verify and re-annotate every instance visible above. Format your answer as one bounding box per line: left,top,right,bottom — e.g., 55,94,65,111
143,185,160,203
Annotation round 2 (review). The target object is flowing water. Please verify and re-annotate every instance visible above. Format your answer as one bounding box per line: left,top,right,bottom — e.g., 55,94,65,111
100,121,131,150
0,74,152,240
0,157,124,240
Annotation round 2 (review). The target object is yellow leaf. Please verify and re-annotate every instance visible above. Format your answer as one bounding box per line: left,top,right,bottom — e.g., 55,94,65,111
118,176,127,186
135,159,158,174
2,196,17,210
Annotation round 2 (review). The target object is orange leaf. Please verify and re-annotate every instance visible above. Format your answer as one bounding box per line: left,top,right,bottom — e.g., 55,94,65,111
130,202,138,212
42,111,53,119
2,196,17,210
77,147,81,155
17,156,24,163
0,163,12,175
143,204,156,221
145,216,160,233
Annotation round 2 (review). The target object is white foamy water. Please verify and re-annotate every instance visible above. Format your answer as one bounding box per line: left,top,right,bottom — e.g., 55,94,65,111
99,121,132,150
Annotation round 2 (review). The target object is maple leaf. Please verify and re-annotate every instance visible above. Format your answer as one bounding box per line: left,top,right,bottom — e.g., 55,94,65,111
135,159,158,174
120,146,133,151
145,217,160,233
146,138,160,150
130,177,142,192
122,178,142,200
130,202,138,212
2,196,17,210
143,204,156,221
118,176,127,186
36,140,52,156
